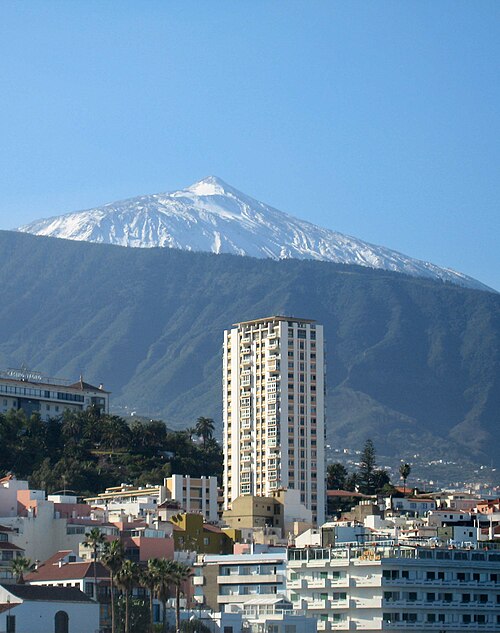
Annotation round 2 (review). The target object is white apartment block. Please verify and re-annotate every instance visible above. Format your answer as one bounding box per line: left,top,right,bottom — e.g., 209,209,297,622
287,544,500,632
0,368,109,420
165,475,219,522
84,475,218,522
223,316,325,525
193,551,288,613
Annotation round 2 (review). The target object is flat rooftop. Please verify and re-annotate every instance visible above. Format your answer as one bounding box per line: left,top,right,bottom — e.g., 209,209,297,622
233,315,316,327
0,369,108,393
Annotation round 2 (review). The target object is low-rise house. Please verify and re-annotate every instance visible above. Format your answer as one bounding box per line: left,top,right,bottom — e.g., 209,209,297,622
476,499,500,514
388,497,436,517
427,509,472,527
0,583,99,633
25,551,111,631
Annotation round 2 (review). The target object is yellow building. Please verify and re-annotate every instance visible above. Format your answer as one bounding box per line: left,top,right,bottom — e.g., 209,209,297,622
171,513,240,555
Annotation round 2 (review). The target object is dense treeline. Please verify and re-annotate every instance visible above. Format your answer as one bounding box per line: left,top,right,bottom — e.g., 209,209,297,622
0,409,222,497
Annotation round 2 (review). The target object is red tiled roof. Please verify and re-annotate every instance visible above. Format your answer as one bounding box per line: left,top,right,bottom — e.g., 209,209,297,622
0,524,14,532
0,604,20,614
39,551,73,567
68,379,109,393
327,490,371,498
0,542,23,551
203,524,224,534
26,561,109,582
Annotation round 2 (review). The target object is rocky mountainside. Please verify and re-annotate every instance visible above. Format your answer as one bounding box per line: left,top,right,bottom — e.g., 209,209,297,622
0,230,499,469
18,176,490,291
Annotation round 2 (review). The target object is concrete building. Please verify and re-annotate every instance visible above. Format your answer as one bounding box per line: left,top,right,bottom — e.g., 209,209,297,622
165,475,219,522
85,475,219,522
1,490,97,563
193,550,288,613
171,513,239,555
223,490,312,537
287,544,500,632
0,368,109,420
223,316,325,525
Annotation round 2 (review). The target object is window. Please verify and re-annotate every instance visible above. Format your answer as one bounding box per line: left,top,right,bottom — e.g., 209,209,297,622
84,582,94,597
6,615,15,633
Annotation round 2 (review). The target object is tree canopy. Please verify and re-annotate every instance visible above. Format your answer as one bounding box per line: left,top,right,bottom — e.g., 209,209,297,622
0,409,223,497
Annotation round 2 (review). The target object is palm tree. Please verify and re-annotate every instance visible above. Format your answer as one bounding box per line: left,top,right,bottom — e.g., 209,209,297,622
153,558,176,633
11,556,36,584
194,417,215,449
83,527,106,601
140,559,160,633
101,540,124,633
399,462,412,496
170,561,193,633
115,559,140,633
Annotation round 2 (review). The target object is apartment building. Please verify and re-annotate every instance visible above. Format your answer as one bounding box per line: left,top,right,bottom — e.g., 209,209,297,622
165,475,219,522
223,316,325,525
85,475,218,522
193,551,288,613
0,368,109,420
287,544,500,632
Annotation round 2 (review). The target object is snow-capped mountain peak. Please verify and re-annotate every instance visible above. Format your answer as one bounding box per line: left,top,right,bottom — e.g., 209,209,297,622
182,175,232,197
17,177,491,291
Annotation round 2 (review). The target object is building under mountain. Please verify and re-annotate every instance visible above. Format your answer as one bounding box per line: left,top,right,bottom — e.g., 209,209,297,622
0,368,109,420
223,316,326,526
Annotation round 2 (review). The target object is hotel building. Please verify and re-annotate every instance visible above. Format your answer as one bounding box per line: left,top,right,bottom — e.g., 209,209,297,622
0,367,109,420
287,544,500,632
223,316,325,525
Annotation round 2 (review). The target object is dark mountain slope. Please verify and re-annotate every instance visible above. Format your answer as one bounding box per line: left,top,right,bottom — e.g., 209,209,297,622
0,230,498,465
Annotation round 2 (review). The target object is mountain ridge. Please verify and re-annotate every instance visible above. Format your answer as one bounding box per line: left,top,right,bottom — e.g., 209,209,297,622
0,229,499,470
17,176,491,292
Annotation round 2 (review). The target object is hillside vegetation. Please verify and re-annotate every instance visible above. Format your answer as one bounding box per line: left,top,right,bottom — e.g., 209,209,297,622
0,408,222,496
0,231,499,466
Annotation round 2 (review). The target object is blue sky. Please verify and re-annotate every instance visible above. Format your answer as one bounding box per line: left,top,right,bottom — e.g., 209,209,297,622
1,1,499,290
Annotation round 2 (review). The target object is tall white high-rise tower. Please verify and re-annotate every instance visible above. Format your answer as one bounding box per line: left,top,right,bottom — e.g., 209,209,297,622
223,316,325,525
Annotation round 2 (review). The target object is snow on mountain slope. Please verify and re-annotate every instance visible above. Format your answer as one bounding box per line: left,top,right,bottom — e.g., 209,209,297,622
17,176,490,291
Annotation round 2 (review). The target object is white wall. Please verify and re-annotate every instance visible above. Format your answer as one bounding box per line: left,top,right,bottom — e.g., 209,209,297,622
0,598,99,633
2,503,86,562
